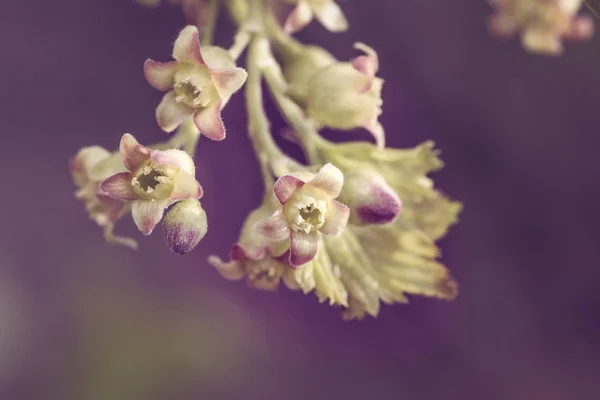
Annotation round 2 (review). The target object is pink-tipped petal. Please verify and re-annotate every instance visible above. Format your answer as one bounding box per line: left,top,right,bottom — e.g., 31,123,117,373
284,0,314,34
255,211,290,242
565,15,594,41
313,1,349,32
207,256,245,280
274,175,305,204
100,172,137,201
171,171,203,201
151,149,196,175
96,193,126,222
131,199,170,235
144,60,177,91
487,13,518,37
120,133,151,171
289,230,319,267
321,200,349,237
231,243,266,262
172,25,205,64
156,91,195,133
352,43,379,77
210,68,248,101
308,163,344,198
193,101,225,141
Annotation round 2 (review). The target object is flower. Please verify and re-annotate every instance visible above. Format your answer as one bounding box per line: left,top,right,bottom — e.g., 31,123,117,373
283,0,348,34
337,169,402,226
289,140,461,319
208,198,300,292
162,199,208,255
487,0,594,55
144,26,248,140
280,44,336,105
305,43,385,148
316,140,462,240
100,133,203,235
70,146,137,249
255,164,350,267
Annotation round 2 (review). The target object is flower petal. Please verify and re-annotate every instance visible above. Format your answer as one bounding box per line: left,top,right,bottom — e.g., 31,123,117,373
96,193,126,222
289,230,319,267
362,119,385,149
321,200,349,237
151,149,196,175
156,91,195,133
308,163,344,198
143,60,177,91
284,0,314,34
100,172,137,200
313,1,349,32
171,171,203,201
210,67,248,101
120,133,151,171
193,101,225,141
231,243,266,262
172,25,205,64
274,175,305,204
351,43,379,79
131,199,170,235
255,211,290,242
208,256,245,280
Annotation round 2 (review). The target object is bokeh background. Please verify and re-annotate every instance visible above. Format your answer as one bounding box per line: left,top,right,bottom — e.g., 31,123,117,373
2,0,600,399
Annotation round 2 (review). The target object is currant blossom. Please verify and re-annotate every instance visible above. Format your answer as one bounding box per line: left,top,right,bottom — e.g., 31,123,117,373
100,134,203,235
70,146,137,249
255,164,350,267
305,43,385,148
317,140,462,240
208,197,300,292
162,199,208,255
144,26,248,140
288,140,462,319
488,0,594,55
283,0,348,34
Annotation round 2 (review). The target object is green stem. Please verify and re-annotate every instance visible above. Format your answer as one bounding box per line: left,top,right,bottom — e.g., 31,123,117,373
201,0,220,46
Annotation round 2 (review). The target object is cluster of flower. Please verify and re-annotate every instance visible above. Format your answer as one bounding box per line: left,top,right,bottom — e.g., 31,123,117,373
72,0,462,319
487,0,595,55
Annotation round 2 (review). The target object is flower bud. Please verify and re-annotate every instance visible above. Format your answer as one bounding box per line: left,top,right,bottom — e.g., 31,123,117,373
305,43,385,147
281,45,336,105
162,199,208,255
338,170,401,226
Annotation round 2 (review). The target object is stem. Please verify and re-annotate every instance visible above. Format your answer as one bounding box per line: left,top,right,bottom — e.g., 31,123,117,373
201,0,220,46
247,36,303,187
166,117,201,155
258,44,324,164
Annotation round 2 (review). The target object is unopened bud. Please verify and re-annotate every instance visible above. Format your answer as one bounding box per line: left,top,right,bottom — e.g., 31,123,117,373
339,170,401,226
162,199,208,255
281,45,336,104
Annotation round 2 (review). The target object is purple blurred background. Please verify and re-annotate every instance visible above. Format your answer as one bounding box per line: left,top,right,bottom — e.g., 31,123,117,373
2,0,600,399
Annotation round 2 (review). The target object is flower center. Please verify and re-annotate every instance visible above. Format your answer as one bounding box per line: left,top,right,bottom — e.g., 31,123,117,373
289,198,327,233
173,64,216,108
131,163,173,200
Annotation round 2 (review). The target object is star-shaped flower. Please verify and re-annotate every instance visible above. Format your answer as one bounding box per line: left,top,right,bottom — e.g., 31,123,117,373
144,26,248,140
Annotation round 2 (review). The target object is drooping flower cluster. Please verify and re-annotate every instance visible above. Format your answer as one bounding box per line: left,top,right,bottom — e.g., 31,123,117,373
72,1,466,320
487,0,594,55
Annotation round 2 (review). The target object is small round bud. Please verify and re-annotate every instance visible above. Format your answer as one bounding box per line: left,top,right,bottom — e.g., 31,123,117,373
162,199,208,255
338,170,402,226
